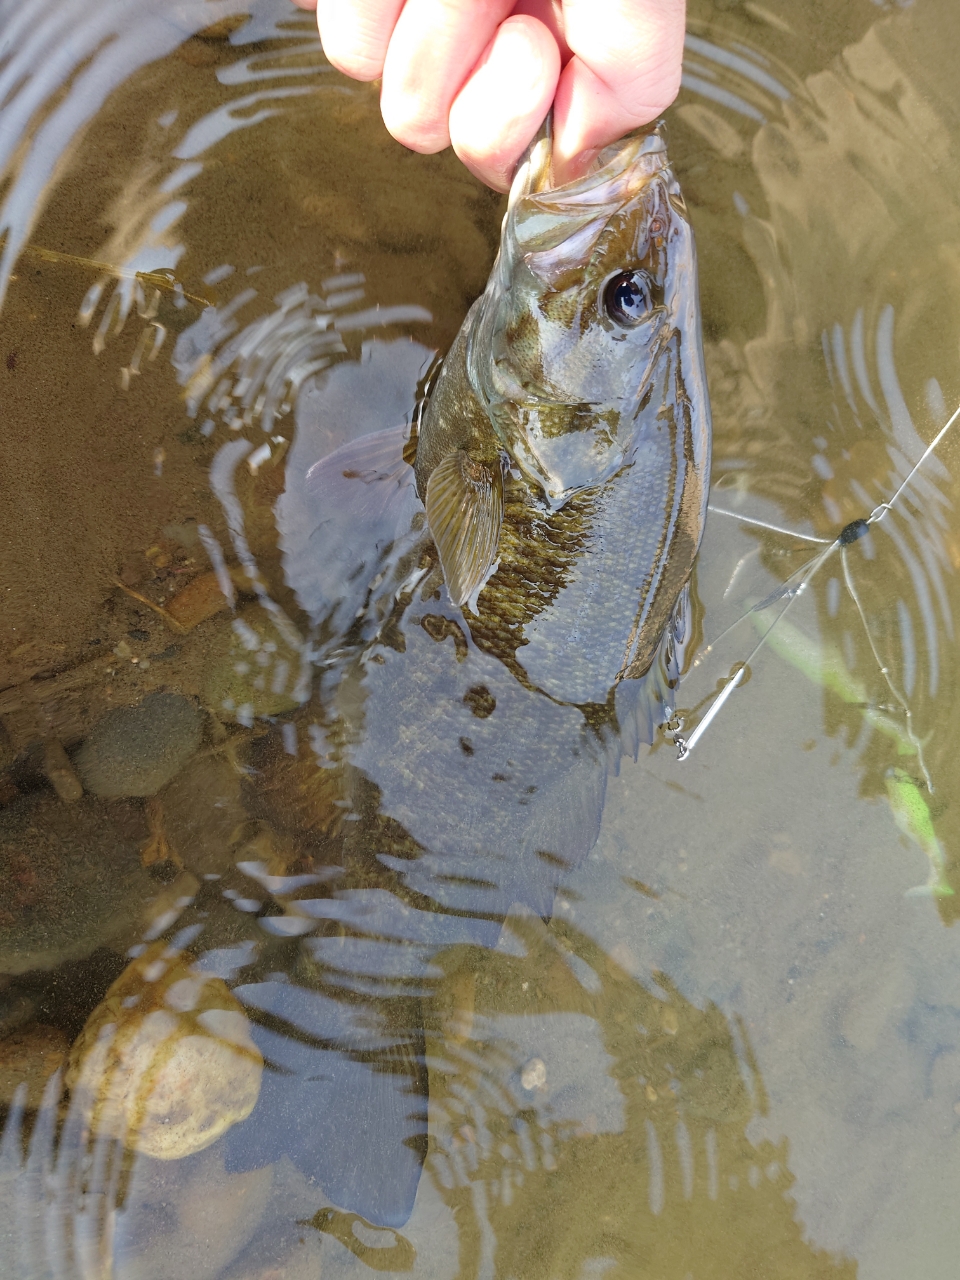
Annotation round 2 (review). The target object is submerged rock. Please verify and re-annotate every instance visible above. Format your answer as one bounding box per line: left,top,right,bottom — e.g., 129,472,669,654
0,792,155,974
156,754,248,876
66,943,263,1161
75,692,202,797
202,606,304,725
164,569,233,631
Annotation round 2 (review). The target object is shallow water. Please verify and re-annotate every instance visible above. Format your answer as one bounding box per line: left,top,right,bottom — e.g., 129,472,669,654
2,0,960,1276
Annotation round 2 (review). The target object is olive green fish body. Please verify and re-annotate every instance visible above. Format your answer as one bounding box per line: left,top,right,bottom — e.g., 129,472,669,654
415,125,710,702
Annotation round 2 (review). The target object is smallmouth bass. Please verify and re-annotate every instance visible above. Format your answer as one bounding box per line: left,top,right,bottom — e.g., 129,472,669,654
413,124,710,701
229,122,712,1230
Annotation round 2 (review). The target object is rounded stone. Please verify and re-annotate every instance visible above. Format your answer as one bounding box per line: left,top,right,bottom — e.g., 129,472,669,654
0,792,155,974
76,692,203,797
66,943,263,1161
202,606,303,726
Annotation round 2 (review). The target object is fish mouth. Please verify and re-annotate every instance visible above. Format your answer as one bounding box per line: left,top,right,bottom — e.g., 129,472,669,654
501,128,670,294
473,124,670,332
510,122,669,216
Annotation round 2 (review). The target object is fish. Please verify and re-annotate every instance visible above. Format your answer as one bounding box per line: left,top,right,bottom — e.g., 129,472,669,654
414,122,710,686
216,122,711,1231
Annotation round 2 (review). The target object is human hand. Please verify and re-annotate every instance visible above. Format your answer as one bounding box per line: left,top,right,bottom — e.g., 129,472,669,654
291,0,685,191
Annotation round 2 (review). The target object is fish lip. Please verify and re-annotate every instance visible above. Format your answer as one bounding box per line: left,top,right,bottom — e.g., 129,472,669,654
510,122,668,210
510,158,672,293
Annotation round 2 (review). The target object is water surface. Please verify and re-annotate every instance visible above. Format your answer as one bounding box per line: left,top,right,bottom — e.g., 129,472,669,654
2,1,960,1276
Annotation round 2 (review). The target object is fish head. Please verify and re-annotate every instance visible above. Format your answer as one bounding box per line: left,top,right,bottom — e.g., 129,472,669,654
467,124,706,509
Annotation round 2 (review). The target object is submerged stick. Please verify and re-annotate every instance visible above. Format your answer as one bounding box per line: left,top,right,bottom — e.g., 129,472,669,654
18,241,211,309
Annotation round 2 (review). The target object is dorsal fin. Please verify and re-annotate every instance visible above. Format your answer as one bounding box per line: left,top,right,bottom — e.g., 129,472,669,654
424,451,503,608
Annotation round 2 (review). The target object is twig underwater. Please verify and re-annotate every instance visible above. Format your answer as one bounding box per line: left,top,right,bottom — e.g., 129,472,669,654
6,239,215,382
18,241,211,310
674,399,960,765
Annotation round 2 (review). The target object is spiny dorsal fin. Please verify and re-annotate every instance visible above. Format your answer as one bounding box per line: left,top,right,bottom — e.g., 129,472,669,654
424,451,502,608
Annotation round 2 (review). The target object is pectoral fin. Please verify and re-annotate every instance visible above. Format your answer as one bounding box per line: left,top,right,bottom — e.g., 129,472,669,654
424,451,502,608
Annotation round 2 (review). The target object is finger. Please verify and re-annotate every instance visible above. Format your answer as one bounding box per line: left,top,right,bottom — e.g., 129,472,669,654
380,0,515,154
316,0,407,81
289,0,317,10
449,16,560,191
553,0,685,181
510,0,571,61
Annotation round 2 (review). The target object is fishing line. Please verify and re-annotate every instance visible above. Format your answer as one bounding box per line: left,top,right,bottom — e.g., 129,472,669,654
840,544,933,791
676,400,960,764
686,523,838,676
676,537,838,759
868,401,960,527
707,505,834,545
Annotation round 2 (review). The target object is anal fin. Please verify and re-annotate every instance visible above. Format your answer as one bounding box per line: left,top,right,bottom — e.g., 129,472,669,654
424,451,502,608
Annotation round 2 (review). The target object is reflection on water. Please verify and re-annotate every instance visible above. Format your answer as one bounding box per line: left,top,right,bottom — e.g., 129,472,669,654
422,918,855,1280
2,918,854,1279
3,0,960,1276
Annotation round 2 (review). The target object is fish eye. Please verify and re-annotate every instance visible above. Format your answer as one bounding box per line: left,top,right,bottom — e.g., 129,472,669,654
603,271,654,328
